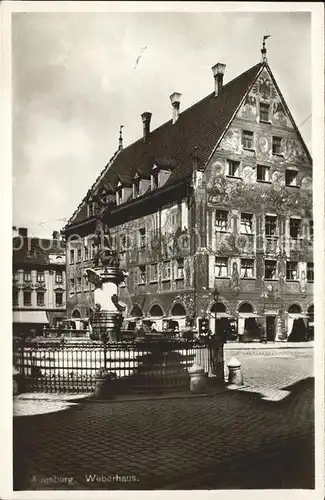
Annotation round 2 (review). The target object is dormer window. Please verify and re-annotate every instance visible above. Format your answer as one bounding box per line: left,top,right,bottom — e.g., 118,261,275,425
88,202,96,218
151,171,159,190
116,188,123,205
133,178,140,198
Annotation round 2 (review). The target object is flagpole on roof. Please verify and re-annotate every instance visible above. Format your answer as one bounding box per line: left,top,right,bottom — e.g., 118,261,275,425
261,35,271,63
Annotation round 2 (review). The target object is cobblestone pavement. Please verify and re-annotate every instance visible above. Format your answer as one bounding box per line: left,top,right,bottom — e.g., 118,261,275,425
13,348,314,490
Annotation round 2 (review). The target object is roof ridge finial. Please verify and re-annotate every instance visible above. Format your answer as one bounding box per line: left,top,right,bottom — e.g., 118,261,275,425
261,35,271,63
118,125,124,150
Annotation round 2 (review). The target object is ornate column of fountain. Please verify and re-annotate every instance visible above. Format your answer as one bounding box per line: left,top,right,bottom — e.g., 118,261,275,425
85,202,128,343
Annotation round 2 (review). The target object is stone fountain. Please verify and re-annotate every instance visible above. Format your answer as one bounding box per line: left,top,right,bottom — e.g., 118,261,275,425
85,203,128,343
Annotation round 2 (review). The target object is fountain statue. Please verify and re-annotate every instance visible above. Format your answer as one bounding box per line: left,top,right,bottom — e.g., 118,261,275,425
85,202,128,343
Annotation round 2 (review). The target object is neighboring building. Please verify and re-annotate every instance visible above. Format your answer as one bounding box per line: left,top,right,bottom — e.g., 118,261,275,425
12,228,66,336
63,48,313,341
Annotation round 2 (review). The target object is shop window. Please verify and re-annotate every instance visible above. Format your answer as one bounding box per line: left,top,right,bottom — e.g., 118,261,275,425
227,160,240,177
265,260,277,279
215,257,228,278
24,291,32,306
257,165,270,182
289,218,301,239
307,263,314,282
242,130,254,149
286,261,298,280
285,170,298,187
272,136,282,155
265,215,277,237
37,292,45,307
215,210,228,231
70,249,75,265
240,213,253,234
260,102,270,122
241,259,254,278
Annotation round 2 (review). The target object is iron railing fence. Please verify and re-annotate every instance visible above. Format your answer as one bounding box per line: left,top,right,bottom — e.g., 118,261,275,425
13,336,218,394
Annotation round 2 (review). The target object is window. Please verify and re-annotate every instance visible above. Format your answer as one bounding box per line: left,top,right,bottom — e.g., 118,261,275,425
176,258,184,279
91,242,96,259
290,218,301,239
88,202,96,217
77,277,82,291
215,257,228,278
55,292,63,307
286,261,298,280
37,292,45,307
285,170,298,187
70,278,75,290
151,171,159,190
265,215,278,237
215,210,228,231
23,291,32,306
257,165,270,182
240,213,253,234
77,248,82,263
55,270,63,283
116,189,123,205
84,246,89,261
139,228,146,248
260,102,270,122
133,179,140,198
162,260,171,280
23,271,31,282
119,234,127,252
241,259,254,278
84,275,89,288
138,265,146,285
272,136,282,155
242,130,254,149
13,290,19,307
309,220,314,241
307,263,314,282
70,249,75,264
265,260,277,279
150,263,158,282
227,160,240,177
13,271,19,281
37,271,44,282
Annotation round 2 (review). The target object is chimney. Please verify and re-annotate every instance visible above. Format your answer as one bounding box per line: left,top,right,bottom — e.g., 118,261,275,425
211,63,226,96
169,92,182,124
52,231,60,240
18,227,28,238
141,112,152,143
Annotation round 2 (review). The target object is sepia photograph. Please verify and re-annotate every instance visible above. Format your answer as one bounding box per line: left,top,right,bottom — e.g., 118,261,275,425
1,2,324,498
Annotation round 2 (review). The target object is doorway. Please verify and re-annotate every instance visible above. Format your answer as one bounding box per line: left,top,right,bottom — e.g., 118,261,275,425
266,316,276,341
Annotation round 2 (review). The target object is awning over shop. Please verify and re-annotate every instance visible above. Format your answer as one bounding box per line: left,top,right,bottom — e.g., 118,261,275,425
288,314,309,319
214,313,234,319
13,311,49,324
124,317,142,321
238,313,261,319
163,316,186,320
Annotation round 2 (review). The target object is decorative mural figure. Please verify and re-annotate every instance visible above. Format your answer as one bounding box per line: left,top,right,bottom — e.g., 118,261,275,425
207,176,229,205
210,160,225,176
300,271,307,293
219,129,241,153
240,94,257,119
242,166,254,183
257,135,271,161
282,138,308,164
273,101,289,127
230,262,240,293
301,176,312,191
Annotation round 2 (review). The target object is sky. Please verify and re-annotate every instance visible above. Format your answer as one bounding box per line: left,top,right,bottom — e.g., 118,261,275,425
12,10,312,238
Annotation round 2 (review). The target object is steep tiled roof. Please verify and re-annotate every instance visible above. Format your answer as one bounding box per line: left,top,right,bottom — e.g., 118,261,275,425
66,62,263,228
13,237,65,267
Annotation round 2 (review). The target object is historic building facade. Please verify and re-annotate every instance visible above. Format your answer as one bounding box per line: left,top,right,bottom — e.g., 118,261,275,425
63,51,313,341
12,228,67,336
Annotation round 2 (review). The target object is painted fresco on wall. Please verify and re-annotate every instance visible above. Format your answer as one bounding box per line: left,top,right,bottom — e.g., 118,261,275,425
210,160,225,176
219,129,242,153
239,94,257,120
282,138,309,164
242,165,255,183
301,176,312,190
207,173,312,217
